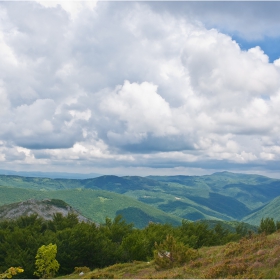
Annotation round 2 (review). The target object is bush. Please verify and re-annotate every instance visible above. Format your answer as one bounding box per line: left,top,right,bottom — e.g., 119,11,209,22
154,235,198,270
74,266,91,274
88,272,115,279
0,267,24,279
47,199,68,209
204,260,249,278
258,217,276,235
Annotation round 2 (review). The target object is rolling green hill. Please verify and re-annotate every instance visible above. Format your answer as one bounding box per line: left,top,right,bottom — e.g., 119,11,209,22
0,175,236,221
149,171,280,210
242,196,280,225
0,175,82,190
1,171,280,226
82,174,253,221
0,186,181,228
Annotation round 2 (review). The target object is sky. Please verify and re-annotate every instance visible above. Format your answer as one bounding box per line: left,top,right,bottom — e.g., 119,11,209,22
1,1,280,178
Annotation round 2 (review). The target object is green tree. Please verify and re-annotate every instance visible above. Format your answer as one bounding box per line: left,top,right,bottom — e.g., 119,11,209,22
154,234,198,270
179,220,215,248
235,222,248,237
121,229,150,261
258,217,276,235
276,220,280,230
1,222,46,278
34,243,60,279
56,223,100,274
102,215,134,244
142,222,175,258
50,213,79,231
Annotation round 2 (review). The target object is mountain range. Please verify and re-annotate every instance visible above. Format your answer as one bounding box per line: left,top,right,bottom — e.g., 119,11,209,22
0,171,279,227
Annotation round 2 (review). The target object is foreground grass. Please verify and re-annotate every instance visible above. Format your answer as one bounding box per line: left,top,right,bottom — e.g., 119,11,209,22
61,231,280,279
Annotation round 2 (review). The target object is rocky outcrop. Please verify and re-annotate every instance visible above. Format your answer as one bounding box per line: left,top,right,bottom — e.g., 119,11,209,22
0,199,90,222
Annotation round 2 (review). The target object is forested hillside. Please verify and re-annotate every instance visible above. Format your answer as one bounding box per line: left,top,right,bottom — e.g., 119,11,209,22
0,187,181,227
0,213,259,279
1,171,280,225
1,169,279,279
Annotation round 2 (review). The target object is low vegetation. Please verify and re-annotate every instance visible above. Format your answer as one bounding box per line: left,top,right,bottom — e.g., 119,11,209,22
0,213,280,279
1,172,280,278
63,230,280,279
1,213,276,279
0,267,24,279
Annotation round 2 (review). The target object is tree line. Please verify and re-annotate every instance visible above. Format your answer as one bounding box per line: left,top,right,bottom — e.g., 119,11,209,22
0,213,276,278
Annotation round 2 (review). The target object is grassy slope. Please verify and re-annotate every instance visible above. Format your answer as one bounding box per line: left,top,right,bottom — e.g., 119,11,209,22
0,186,181,227
62,231,280,279
0,185,45,202
242,196,280,225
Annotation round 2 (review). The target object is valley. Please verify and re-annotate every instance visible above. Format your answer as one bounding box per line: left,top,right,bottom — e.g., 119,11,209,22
1,171,280,226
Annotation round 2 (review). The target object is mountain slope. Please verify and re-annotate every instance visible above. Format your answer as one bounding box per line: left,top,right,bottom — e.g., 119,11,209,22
149,172,280,210
83,175,167,193
1,171,280,224
0,186,181,228
242,196,280,225
84,174,251,221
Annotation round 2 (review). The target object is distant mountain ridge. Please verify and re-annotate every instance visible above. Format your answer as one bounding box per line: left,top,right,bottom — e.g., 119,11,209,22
0,169,101,179
0,171,280,226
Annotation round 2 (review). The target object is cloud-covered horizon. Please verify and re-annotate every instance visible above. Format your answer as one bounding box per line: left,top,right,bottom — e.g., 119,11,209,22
1,1,280,177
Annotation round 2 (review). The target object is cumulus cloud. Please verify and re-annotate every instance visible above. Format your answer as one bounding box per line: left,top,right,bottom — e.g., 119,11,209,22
100,81,174,142
1,1,280,176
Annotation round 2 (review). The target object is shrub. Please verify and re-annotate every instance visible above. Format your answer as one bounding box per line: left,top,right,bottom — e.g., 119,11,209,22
258,217,276,235
47,199,68,209
89,272,115,279
74,266,91,274
204,260,249,278
154,235,198,270
0,267,24,279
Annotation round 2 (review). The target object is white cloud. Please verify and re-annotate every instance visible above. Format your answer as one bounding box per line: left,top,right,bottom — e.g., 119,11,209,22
274,58,280,68
182,30,280,99
36,1,97,20
100,81,175,143
0,1,280,175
